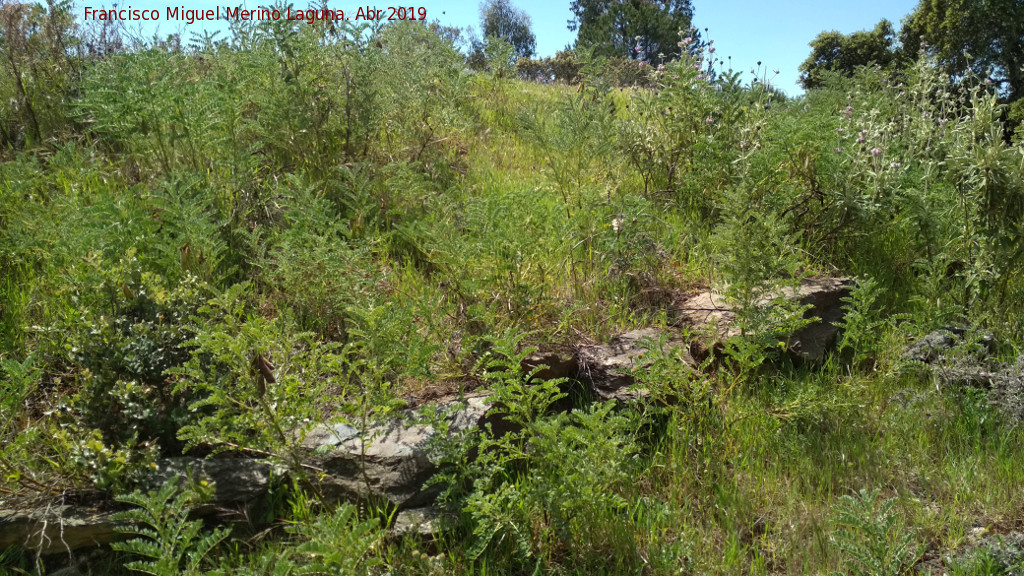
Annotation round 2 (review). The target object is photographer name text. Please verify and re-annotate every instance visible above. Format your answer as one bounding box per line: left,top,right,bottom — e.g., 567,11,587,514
83,5,427,25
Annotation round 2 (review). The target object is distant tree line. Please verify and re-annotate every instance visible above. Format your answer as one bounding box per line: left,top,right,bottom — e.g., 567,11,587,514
799,0,1024,106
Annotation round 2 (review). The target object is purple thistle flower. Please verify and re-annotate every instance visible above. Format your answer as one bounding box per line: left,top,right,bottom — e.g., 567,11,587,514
871,148,882,156
856,137,865,144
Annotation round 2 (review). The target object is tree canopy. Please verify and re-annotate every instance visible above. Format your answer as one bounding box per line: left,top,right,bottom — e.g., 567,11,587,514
798,20,902,90
569,0,696,63
480,0,536,59
900,0,1023,101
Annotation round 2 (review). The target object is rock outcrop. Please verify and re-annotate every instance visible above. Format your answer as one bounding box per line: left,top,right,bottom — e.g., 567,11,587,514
677,277,854,362
0,504,118,555
1,278,857,555
300,395,492,509
577,328,694,402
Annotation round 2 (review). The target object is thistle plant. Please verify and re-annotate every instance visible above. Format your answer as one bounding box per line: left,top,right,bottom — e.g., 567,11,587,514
829,488,919,576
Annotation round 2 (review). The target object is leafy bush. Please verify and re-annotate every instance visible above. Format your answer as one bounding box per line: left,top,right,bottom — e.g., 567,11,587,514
73,272,208,451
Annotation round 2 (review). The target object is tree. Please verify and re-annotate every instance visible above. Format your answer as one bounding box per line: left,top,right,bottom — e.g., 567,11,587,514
900,0,1024,101
569,0,696,63
479,0,536,59
798,20,903,90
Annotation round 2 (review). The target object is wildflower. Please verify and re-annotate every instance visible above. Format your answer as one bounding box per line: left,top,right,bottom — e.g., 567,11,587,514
709,47,716,53
834,147,843,153
856,137,865,143
682,37,692,44
921,112,931,119
890,161,901,168
938,118,948,125
639,60,647,68
635,44,643,53
658,52,664,59
859,129,868,136
844,105,853,117
705,117,714,124
694,64,701,71
612,217,622,233
870,148,882,156
740,140,747,148
657,64,666,72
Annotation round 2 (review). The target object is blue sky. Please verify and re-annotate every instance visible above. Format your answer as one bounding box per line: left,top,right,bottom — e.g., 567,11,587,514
82,0,920,95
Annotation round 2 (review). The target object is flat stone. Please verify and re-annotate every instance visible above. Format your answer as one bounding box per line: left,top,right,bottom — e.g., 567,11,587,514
300,396,492,508
0,505,116,554
521,350,576,381
677,277,854,362
578,328,694,402
391,505,453,538
149,457,279,506
904,327,996,364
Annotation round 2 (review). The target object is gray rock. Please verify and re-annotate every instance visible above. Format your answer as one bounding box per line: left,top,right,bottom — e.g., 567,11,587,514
905,328,964,364
917,529,1024,574
521,350,576,381
786,277,855,361
391,505,454,539
677,277,854,362
982,357,1024,423
577,328,694,402
904,327,997,365
300,396,492,508
149,457,279,507
0,505,116,554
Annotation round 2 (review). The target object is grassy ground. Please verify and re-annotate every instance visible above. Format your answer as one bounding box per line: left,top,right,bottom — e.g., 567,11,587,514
2,10,1024,576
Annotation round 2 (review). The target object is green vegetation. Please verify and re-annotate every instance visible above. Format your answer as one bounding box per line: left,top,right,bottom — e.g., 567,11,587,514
798,20,903,90
2,1,1024,574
